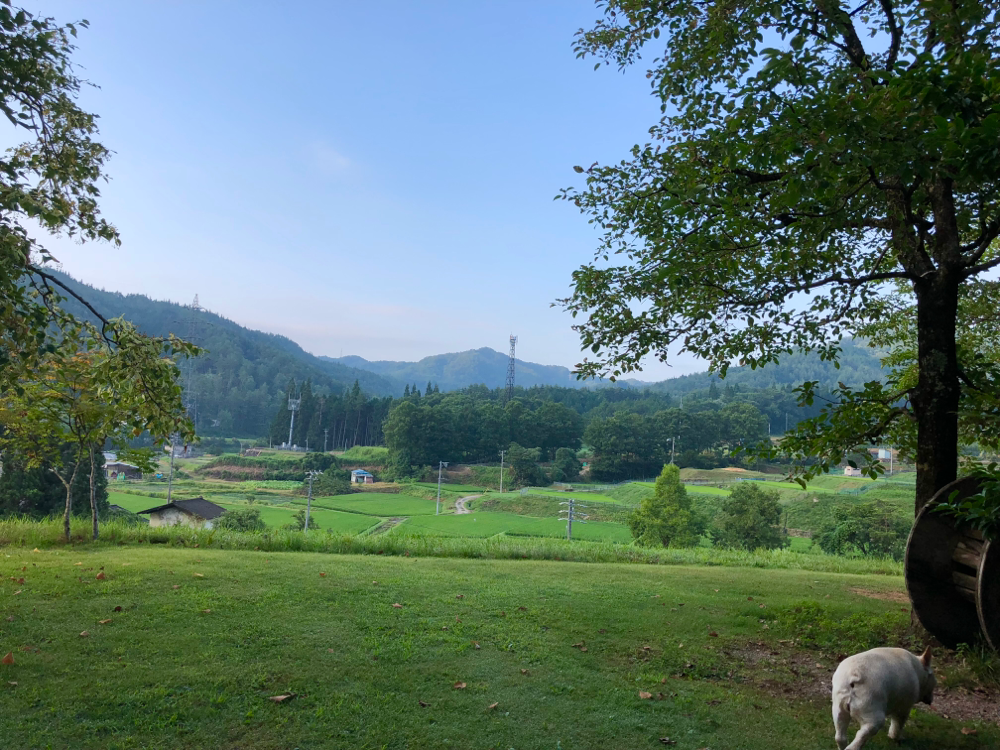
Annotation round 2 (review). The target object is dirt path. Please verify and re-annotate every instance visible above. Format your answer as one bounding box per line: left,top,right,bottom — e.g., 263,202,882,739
454,495,481,514
366,517,407,535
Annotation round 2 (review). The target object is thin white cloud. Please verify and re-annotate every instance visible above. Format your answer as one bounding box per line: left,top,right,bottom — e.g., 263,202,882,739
313,142,351,174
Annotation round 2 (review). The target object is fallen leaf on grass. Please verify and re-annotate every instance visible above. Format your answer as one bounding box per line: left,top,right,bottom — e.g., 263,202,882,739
599,629,607,634
319,572,326,577
1,652,13,665
706,699,721,706
327,648,335,653
961,728,978,736
74,562,82,566
759,604,766,609
12,590,21,595
268,693,296,703
453,682,466,690
418,700,429,708
473,642,480,649
639,691,653,699
5,616,12,622
372,580,378,585
659,738,676,745
392,603,403,609
79,631,89,638
113,606,122,612
20,566,25,572
488,702,499,710
16,577,24,584
520,669,530,675
7,681,16,686
455,617,462,623
95,572,106,580
193,573,204,578
456,594,464,599
708,631,719,638
31,548,39,553
518,606,526,611
172,585,181,590
19,645,38,652
200,609,212,615
98,619,112,625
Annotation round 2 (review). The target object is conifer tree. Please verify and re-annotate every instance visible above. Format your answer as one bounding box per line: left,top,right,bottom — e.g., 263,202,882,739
628,464,699,548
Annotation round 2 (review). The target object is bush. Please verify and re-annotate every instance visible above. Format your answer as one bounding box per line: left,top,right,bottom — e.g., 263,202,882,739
283,509,319,531
711,482,789,551
310,468,352,496
815,500,911,559
216,507,266,533
553,448,583,482
627,464,699,548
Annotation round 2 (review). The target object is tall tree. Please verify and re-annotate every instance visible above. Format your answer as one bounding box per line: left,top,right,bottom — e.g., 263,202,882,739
627,463,699,548
562,1,1000,512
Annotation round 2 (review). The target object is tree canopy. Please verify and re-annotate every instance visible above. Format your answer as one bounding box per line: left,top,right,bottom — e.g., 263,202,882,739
562,1,1000,510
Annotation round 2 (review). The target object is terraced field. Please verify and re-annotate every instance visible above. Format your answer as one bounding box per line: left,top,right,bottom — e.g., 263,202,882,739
398,511,634,543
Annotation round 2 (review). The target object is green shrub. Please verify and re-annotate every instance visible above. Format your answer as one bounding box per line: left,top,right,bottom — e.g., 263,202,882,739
216,507,267,533
283,509,319,531
711,482,789,551
815,500,911,559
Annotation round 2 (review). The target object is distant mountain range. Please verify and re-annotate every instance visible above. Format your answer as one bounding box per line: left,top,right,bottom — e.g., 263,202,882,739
323,348,587,392
43,271,888,437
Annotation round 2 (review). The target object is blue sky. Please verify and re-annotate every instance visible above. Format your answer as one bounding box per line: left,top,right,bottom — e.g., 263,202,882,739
36,0,705,379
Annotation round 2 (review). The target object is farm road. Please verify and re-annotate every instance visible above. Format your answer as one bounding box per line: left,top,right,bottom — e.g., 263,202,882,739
454,495,480,514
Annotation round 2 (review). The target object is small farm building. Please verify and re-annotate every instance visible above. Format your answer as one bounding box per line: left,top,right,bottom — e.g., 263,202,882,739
105,461,142,480
137,497,226,529
351,469,375,484
843,466,863,477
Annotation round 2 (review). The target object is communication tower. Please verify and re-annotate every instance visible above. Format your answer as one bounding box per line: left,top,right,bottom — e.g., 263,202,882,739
504,335,517,403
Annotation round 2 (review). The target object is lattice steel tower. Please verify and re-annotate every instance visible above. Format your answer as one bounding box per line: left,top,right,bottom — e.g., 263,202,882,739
504,335,517,403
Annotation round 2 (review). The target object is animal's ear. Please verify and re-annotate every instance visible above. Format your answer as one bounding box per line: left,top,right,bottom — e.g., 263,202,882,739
920,646,932,667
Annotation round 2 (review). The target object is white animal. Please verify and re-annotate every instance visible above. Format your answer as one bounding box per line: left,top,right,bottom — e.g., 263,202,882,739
831,646,935,750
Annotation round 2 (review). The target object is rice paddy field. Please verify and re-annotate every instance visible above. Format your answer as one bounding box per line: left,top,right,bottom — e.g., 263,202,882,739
397,511,635,543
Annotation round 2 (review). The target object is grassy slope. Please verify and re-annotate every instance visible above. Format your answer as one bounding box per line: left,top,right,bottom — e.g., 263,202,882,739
0,547,988,749
304,492,441,516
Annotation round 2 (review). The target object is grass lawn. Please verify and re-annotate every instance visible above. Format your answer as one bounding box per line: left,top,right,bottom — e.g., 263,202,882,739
399,512,634,543
305,492,441,516
0,546,990,749
107,492,381,534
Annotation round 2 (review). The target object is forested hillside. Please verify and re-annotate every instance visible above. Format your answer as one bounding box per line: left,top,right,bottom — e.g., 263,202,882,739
47,271,401,437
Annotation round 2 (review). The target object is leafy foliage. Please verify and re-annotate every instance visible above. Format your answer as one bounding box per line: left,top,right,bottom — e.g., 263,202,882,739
816,501,912,560
712,483,788,551
934,463,1000,540
561,1,1000,511
627,464,699,548
284,508,319,532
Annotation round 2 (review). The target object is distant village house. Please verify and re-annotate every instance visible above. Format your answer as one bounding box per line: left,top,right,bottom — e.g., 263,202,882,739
351,469,375,484
137,497,226,529
843,466,863,477
103,452,143,481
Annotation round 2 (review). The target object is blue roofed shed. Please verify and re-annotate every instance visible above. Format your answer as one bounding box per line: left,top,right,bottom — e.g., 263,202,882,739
351,469,375,484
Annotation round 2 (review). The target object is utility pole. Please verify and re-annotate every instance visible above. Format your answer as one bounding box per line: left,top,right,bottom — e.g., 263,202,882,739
559,498,588,541
436,461,449,515
304,470,322,531
670,436,677,466
287,392,301,448
499,450,506,493
166,434,177,503
324,428,329,453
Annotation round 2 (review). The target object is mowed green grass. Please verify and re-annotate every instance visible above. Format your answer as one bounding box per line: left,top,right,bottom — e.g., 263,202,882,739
307,492,440,516
107,492,381,534
0,546,987,749
399,512,634,543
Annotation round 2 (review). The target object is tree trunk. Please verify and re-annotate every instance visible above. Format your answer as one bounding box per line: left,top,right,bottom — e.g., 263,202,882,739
89,444,99,540
58,462,81,543
912,273,961,514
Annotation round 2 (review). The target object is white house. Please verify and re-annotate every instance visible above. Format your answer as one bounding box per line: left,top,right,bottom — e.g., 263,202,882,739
843,466,863,477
